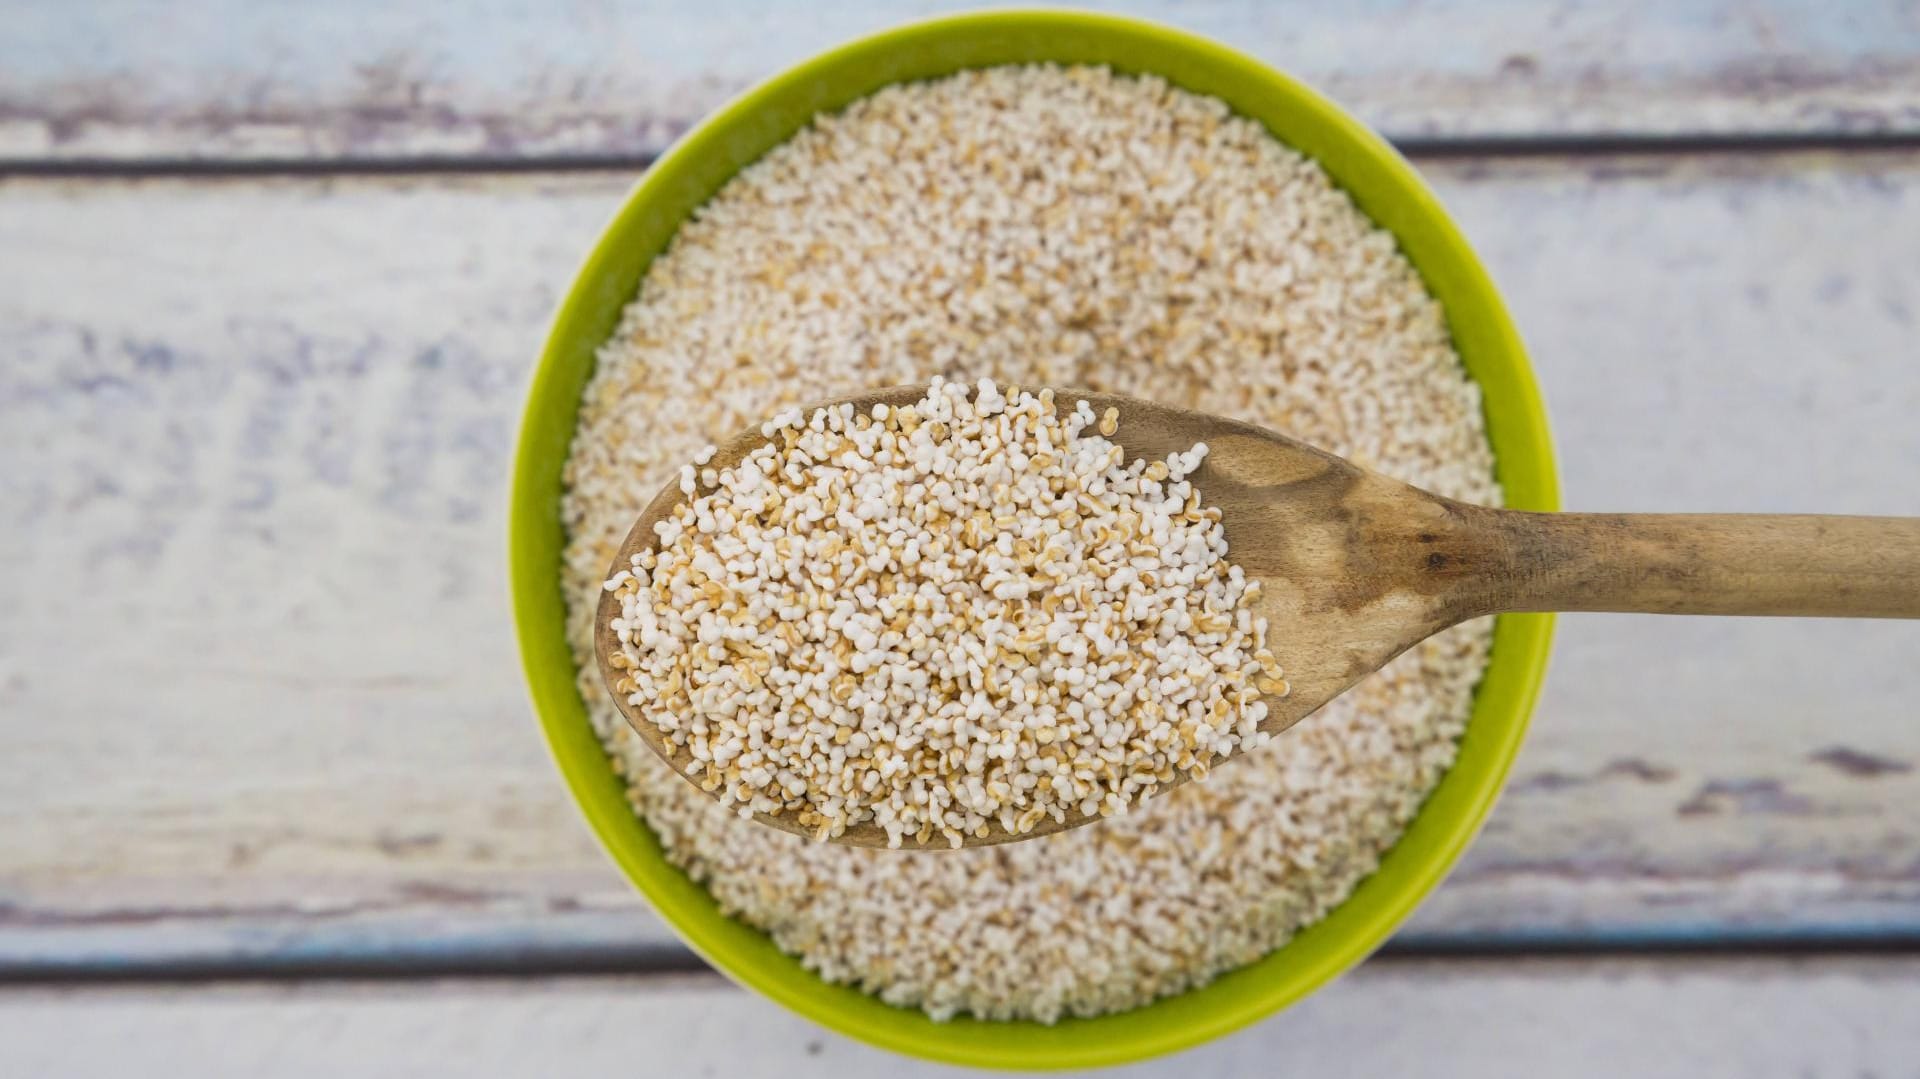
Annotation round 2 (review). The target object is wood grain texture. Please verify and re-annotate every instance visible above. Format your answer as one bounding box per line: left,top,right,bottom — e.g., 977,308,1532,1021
1476,511,1920,616
4,152,1920,972
7,958,1920,1077
3,0,1919,165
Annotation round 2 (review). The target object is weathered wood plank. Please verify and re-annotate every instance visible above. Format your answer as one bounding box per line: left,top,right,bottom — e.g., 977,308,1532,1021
7,958,1920,1076
3,1,1919,166
3,153,1920,973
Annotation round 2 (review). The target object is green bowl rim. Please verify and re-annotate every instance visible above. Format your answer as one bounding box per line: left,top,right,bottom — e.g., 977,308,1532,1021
510,8,1558,1070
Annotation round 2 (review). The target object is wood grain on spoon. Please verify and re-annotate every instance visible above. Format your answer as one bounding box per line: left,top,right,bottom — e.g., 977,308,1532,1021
597,386,1920,849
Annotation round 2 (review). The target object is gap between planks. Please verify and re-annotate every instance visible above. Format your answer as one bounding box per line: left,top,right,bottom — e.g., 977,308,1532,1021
11,935,1920,989
5,129,1920,179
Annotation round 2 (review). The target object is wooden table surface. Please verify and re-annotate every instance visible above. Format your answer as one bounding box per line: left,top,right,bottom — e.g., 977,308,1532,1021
4,2,1919,1075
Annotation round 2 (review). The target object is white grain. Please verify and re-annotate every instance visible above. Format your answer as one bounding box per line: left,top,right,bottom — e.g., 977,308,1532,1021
608,379,1275,847
559,64,1500,1023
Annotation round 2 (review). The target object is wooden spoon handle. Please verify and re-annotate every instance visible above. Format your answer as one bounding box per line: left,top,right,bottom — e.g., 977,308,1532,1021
1463,511,1920,618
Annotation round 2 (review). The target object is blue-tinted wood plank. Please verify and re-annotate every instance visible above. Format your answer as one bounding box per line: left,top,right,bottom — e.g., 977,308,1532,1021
2,0,1917,164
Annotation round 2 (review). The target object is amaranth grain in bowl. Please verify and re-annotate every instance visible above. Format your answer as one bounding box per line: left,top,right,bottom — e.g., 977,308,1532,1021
559,63,1500,1023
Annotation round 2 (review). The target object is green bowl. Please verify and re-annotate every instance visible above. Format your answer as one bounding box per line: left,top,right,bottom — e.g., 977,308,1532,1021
510,9,1557,1070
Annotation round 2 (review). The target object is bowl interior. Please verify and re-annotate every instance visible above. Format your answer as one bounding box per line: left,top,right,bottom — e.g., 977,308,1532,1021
510,10,1557,1071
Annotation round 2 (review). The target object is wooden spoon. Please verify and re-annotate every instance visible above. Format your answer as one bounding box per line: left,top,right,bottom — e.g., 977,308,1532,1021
597,386,1920,849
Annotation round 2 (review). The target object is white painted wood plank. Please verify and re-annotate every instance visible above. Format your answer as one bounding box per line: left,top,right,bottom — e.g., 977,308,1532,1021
0,174,654,971
6,958,1920,1077
3,1,1918,164
3,153,1919,971
1409,150,1920,942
